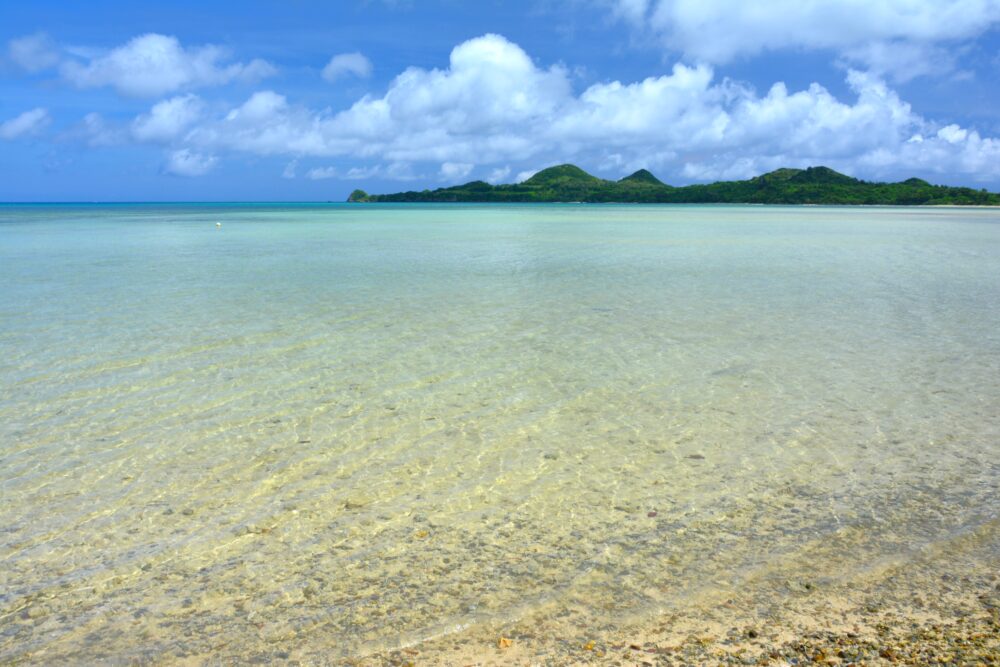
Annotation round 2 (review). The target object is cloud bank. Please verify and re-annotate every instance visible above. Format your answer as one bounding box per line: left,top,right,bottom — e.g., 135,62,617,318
58,33,276,97
606,0,1000,80
147,33,999,183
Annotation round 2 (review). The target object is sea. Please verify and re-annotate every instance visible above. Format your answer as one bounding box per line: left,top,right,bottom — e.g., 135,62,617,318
1,203,998,662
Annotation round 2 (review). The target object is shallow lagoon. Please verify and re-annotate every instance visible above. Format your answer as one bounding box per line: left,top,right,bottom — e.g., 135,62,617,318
1,204,998,662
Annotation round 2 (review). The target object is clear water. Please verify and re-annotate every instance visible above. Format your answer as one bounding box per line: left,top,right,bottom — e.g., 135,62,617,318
1,203,999,662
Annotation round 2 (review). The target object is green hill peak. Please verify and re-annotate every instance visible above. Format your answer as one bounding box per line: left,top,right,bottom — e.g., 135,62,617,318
754,166,858,186
620,169,665,186
790,166,858,185
755,168,803,182
524,164,600,186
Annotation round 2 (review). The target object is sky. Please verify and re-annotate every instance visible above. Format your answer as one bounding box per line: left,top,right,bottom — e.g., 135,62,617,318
2,0,1000,201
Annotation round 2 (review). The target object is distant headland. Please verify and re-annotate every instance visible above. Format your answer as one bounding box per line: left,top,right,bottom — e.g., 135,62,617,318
348,164,1000,205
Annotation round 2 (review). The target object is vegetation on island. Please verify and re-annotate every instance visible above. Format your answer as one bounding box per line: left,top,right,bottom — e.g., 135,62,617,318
347,164,1000,205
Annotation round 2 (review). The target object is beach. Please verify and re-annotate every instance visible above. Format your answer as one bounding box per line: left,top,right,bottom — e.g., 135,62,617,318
1,203,998,664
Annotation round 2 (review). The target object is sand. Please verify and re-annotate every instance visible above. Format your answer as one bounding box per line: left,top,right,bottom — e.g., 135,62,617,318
356,523,999,666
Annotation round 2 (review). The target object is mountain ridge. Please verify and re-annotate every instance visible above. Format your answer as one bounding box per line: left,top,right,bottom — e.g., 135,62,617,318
348,164,1000,205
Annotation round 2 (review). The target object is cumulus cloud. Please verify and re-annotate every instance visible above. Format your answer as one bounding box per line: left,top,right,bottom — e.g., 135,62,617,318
186,34,570,164
164,148,217,176
321,52,373,82
0,108,51,139
80,112,131,147
282,159,298,179
487,165,511,183
306,166,338,179
439,161,473,180
119,33,1000,184
60,33,276,97
345,165,381,179
606,0,1000,80
131,94,203,142
8,33,60,72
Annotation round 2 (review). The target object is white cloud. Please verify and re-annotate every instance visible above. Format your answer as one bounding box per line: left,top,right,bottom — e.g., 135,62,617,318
131,94,203,142
321,52,373,82
74,112,123,147
838,41,956,82
515,169,539,183
0,108,51,139
187,34,570,163
60,33,276,97
607,0,1000,80
191,90,331,155
937,124,969,144
306,166,338,179
164,148,217,176
282,159,298,179
8,33,60,72
439,161,473,180
487,166,511,183
346,165,381,179
385,162,420,180
302,164,391,180
155,33,1000,184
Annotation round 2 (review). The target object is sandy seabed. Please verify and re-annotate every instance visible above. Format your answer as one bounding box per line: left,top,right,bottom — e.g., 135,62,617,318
353,524,999,667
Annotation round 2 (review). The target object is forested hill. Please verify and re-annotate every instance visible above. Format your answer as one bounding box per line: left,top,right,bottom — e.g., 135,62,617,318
347,165,1000,205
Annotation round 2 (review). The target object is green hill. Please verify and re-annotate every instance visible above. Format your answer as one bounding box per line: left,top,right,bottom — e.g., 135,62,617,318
524,164,600,186
348,165,1000,205
620,169,666,186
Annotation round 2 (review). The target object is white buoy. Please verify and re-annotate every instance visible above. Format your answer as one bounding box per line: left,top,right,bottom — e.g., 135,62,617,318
216,222,221,228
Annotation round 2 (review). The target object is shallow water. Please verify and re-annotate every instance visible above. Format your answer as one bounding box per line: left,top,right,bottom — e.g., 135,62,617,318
1,203,998,662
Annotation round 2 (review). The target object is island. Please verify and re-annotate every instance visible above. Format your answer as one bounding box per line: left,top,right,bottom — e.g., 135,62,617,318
348,164,1000,205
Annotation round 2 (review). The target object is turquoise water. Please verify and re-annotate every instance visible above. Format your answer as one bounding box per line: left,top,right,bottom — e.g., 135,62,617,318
1,203,999,662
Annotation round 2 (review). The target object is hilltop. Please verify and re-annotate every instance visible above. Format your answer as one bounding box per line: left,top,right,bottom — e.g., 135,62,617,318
347,164,999,205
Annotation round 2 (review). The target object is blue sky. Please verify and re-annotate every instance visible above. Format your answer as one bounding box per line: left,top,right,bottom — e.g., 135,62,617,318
2,0,999,201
